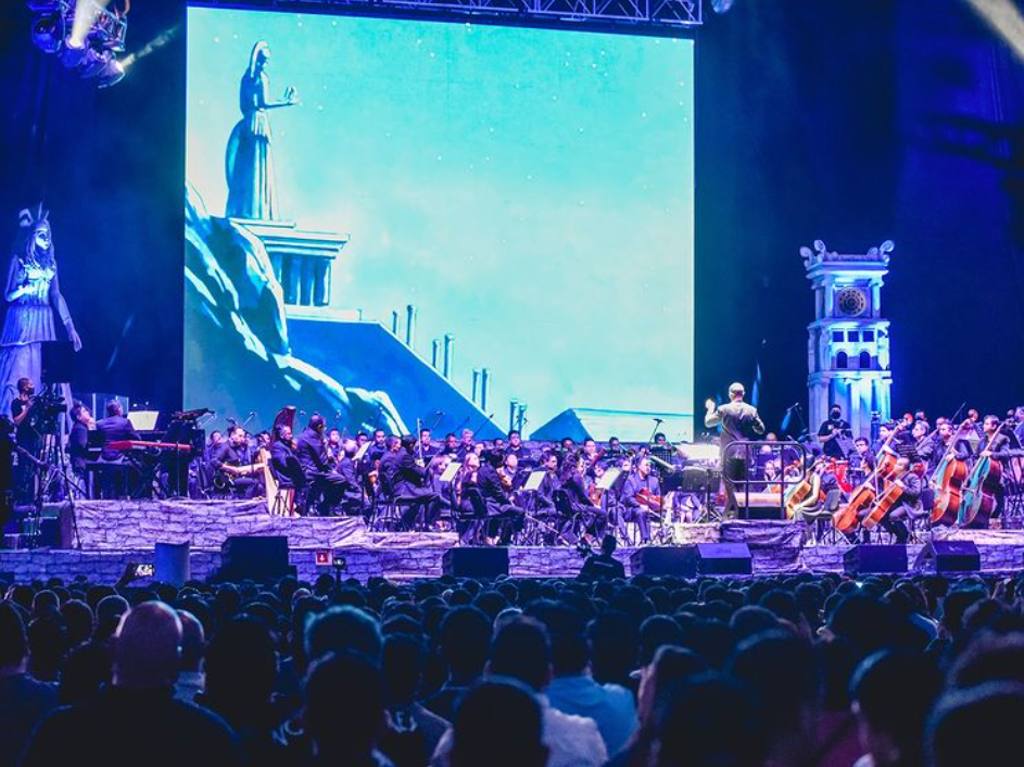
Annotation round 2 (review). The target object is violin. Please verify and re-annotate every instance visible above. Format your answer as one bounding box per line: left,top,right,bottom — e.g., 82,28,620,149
834,422,905,533
930,419,973,526
959,419,1012,528
635,488,663,512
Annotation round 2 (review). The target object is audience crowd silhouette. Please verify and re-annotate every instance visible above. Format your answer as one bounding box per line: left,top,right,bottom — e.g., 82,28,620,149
3,565,1024,767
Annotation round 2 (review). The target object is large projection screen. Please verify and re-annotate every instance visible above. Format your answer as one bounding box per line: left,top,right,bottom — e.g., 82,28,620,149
185,6,694,440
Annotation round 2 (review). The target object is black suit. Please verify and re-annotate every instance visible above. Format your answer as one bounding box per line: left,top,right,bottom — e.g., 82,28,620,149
96,416,138,461
478,464,524,544
380,449,439,529
293,427,347,514
270,441,304,489
68,422,90,476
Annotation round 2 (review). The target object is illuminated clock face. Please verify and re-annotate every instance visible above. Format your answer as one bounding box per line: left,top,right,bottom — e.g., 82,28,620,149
836,287,868,317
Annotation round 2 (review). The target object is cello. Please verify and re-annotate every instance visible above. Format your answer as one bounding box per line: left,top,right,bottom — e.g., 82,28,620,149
784,456,826,520
861,461,909,531
929,420,973,526
833,422,905,534
959,418,1011,528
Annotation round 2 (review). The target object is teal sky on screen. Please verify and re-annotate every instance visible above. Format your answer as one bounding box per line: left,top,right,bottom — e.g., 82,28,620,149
186,7,694,434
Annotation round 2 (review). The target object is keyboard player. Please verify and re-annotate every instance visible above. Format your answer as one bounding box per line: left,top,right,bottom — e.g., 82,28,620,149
95,399,139,497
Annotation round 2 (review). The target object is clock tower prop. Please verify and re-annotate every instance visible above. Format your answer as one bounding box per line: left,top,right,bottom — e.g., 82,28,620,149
800,239,894,440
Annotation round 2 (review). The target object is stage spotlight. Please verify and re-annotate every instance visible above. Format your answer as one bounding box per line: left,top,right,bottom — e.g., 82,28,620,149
711,0,735,13
58,39,87,69
31,14,63,53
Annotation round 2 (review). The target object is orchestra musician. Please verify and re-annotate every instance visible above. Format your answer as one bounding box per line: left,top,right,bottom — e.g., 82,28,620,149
920,421,971,474
269,423,305,495
817,404,852,460
294,414,348,515
455,428,476,461
705,382,765,515
67,401,93,482
454,452,486,544
95,399,139,499
620,456,657,544
325,428,343,466
419,427,437,460
874,457,925,544
849,437,875,485
505,430,532,466
477,449,525,544
558,452,601,539
367,429,388,464
379,434,441,529
975,415,1014,520
334,438,365,516
211,425,263,498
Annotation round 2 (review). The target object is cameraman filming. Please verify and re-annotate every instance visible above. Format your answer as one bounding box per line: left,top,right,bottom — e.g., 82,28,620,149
9,377,40,503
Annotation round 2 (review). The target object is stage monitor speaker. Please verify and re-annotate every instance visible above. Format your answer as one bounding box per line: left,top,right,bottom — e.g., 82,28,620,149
914,539,980,573
630,546,698,577
155,542,191,586
696,543,753,575
844,545,907,575
442,547,509,578
219,536,290,582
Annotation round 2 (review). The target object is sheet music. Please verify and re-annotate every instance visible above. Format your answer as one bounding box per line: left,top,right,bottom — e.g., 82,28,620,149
596,467,621,490
439,462,461,482
522,470,546,491
128,410,160,431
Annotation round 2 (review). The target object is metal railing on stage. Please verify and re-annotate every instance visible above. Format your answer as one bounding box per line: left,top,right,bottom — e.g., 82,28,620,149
721,440,809,519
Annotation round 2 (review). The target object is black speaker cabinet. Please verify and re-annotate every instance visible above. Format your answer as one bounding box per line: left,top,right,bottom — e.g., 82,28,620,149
442,547,509,578
914,539,980,573
844,544,908,575
631,544,752,577
219,536,290,582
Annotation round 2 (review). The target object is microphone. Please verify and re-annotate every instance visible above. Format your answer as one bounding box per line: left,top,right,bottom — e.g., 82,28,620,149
652,417,664,425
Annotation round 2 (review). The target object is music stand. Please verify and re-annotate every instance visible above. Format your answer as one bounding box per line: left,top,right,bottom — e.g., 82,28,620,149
38,341,81,547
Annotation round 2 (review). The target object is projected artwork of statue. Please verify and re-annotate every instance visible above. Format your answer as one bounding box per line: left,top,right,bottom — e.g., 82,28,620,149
224,40,298,220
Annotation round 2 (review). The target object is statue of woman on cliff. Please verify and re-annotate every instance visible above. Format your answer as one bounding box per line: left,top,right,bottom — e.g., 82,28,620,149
224,41,298,220
0,205,81,418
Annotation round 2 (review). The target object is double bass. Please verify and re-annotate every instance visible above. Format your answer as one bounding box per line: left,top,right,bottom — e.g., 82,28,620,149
929,420,973,526
833,423,904,534
959,419,1012,528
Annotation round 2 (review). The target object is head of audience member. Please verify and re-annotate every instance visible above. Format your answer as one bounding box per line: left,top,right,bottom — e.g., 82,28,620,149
305,652,385,763
727,631,820,765
851,650,942,767
636,646,709,740
382,633,427,708
588,610,638,686
203,616,277,721
61,599,94,647
438,606,491,686
488,616,551,693
0,602,28,675
451,679,548,767
305,606,383,665
948,633,1024,690
655,672,765,767
94,594,130,644
112,602,182,690
927,682,1024,767
27,615,67,682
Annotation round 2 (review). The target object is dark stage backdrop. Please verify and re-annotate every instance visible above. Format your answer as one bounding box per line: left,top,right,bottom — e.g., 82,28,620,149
0,2,185,410
696,0,1024,432
1,0,1022,425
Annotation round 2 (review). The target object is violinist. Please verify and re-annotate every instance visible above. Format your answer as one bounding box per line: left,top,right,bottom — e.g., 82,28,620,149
441,432,459,457
533,450,561,511
419,427,437,460
454,452,485,543
582,438,601,468
380,435,440,529
620,456,657,544
478,449,525,544
499,452,522,494
325,428,343,466
335,438,364,516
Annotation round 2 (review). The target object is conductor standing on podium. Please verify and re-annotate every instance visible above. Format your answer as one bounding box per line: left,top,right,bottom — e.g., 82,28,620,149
705,382,765,515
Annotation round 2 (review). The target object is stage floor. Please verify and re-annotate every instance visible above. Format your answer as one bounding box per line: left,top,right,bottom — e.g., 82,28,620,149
0,499,1022,582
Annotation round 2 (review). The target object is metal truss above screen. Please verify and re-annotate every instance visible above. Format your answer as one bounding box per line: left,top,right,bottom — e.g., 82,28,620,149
191,0,702,29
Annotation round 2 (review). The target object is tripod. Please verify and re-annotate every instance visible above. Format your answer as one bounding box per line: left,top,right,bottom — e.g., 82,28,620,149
26,397,83,549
